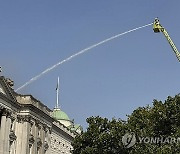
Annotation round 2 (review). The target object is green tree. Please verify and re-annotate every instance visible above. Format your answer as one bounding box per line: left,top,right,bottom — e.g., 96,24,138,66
72,116,128,154
72,94,180,154
127,94,180,153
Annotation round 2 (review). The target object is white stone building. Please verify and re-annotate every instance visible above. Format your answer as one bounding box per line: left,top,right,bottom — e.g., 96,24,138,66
0,76,82,154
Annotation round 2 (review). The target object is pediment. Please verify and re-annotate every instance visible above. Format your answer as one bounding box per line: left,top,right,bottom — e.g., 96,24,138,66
0,76,16,102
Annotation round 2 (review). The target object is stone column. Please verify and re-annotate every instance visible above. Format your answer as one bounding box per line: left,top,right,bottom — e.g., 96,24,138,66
15,115,30,154
21,121,28,154
4,112,12,154
0,109,7,154
15,119,22,154
9,117,17,154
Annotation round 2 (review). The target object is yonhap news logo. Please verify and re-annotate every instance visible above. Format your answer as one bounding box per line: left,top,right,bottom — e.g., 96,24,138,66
122,132,180,148
122,132,136,148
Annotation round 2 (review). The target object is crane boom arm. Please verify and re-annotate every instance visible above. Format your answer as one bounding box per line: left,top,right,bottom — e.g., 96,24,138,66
162,28,180,62
153,18,180,62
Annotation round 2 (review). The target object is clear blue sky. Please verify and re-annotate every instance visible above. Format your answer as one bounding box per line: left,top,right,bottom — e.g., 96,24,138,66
1,1,180,128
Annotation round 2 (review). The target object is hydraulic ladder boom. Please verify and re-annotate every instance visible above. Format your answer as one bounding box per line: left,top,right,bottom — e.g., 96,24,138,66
153,18,180,62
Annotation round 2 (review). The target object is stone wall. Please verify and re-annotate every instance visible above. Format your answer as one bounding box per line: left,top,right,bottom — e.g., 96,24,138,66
0,76,76,154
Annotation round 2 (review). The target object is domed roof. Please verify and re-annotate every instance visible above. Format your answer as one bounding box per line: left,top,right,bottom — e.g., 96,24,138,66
52,108,70,121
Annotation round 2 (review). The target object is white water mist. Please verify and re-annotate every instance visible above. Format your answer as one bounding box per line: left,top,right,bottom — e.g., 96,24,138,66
16,23,153,92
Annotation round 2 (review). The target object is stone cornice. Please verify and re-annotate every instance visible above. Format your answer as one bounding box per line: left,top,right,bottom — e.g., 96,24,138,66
20,104,53,123
16,94,52,113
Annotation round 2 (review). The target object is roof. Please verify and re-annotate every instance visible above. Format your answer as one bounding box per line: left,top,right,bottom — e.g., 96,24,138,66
68,124,81,131
52,108,71,121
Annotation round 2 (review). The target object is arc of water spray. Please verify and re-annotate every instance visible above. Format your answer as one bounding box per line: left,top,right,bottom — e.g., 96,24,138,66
16,23,153,92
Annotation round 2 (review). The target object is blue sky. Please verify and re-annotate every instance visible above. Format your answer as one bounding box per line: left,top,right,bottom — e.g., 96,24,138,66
0,1,180,128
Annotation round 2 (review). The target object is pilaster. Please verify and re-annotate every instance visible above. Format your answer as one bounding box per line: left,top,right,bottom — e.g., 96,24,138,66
16,115,31,154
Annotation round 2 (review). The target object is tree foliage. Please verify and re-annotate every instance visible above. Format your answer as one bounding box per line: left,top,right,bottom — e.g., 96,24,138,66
72,94,180,154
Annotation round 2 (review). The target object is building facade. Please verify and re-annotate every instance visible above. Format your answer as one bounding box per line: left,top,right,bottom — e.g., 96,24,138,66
0,76,81,154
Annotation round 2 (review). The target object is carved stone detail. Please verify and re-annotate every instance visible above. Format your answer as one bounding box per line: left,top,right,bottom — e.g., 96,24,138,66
5,78,14,88
2,108,11,116
42,124,48,131
29,134,35,146
37,137,42,149
44,141,49,151
9,130,17,142
35,119,41,128
7,112,12,118
17,115,32,123
10,115,16,121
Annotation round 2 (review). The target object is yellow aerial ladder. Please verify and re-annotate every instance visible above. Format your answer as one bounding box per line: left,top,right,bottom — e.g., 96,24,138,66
153,18,180,62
